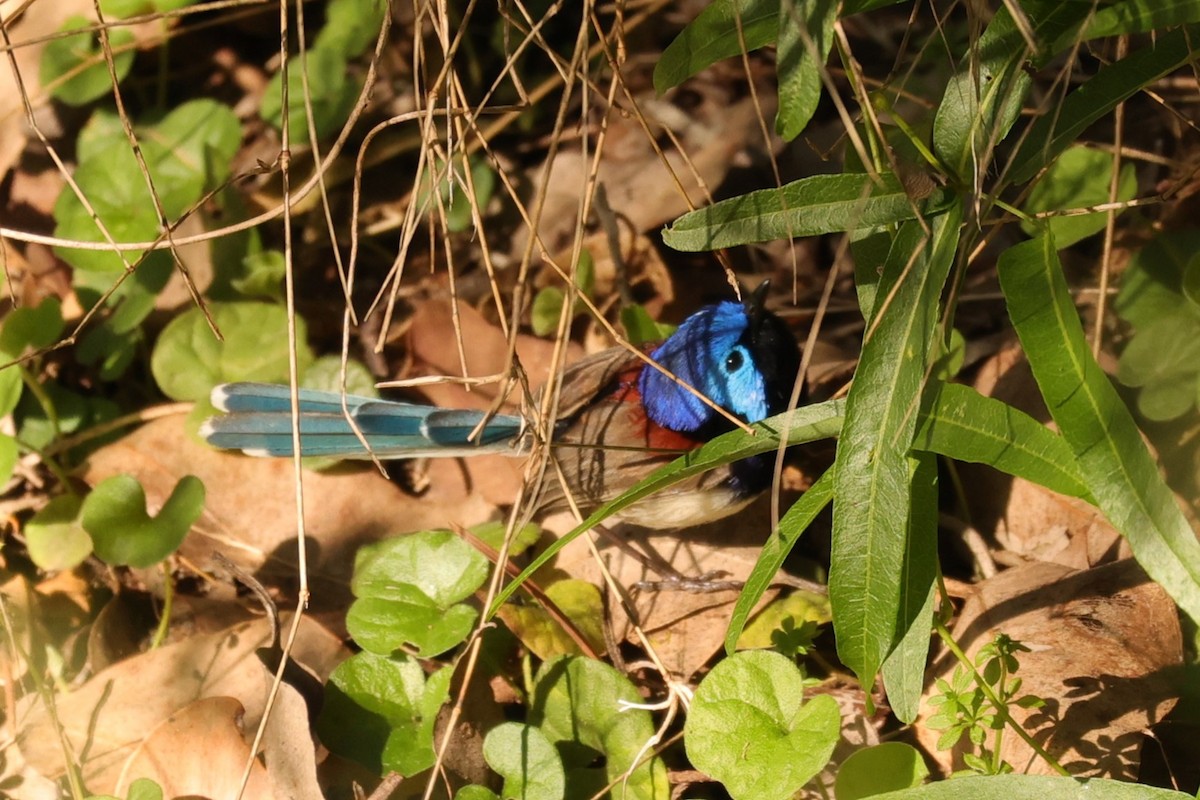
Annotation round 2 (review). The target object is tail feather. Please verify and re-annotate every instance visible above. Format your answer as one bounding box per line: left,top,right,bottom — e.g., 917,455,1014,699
202,382,527,459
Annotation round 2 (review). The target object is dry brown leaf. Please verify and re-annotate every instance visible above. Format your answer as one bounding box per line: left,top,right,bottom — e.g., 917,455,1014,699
916,560,1183,778
522,93,770,256
546,493,789,680
119,696,275,800
17,615,345,795
82,413,496,607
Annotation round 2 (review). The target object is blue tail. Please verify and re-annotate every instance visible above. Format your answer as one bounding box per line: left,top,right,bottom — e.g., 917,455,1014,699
200,382,528,459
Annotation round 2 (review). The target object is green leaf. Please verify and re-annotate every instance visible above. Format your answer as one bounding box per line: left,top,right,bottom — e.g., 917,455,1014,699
150,301,313,402
53,101,240,271
482,723,565,800
125,777,165,800
998,235,1200,624
864,773,1192,800
497,578,605,659
736,589,829,651
685,650,840,800
231,249,286,300
531,286,567,337
662,173,952,252
347,530,489,656
347,591,478,658
530,656,669,800
1070,1,1200,46
654,0,780,94
726,468,834,654
0,435,17,488
40,16,135,106
317,0,387,56
455,788,501,800
0,368,20,419
834,742,929,800
316,651,450,776
353,530,489,607
830,201,961,691
1009,28,1198,184
1115,230,1200,327
620,304,677,346
933,3,1090,182
0,297,66,359
775,0,838,141
1020,146,1137,248
261,45,359,141
302,356,379,398
469,520,541,557
26,494,92,572
82,475,205,568
140,99,242,215
1116,310,1200,421
880,453,937,724
913,382,1089,499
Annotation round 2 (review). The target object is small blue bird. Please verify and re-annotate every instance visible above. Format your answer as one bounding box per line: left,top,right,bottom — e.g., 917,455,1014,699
201,287,800,529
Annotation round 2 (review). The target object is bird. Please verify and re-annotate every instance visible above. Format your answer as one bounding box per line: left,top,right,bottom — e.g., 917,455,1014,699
201,286,801,530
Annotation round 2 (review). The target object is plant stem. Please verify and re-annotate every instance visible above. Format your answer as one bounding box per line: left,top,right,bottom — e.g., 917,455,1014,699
149,562,174,649
934,619,1068,776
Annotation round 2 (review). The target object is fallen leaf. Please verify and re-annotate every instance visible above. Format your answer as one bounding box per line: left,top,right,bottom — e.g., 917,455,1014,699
916,559,1183,778
118,696,275,800
16,615,346,795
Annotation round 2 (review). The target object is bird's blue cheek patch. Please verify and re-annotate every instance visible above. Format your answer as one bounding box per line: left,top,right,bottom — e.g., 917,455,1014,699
726,369,768,423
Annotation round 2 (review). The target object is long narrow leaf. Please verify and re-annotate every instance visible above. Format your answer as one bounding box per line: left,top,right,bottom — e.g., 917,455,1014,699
933,3,1091,182
662,173,952,252
830,201,962,689
653,0,780,94
775,0,838,141
880,453,938,724
1009,27,1197,184
914,381,1089,500
723,467,835,655
998,235,1200,623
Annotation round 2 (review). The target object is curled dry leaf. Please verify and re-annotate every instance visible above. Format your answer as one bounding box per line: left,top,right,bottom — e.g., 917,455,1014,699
16,615,345,796
118,696,275,800
916,559,1183,778
81,413,496,605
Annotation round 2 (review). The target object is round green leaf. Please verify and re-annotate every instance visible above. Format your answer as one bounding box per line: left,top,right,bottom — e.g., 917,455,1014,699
483,723,565,800
260,45,358,141
835,742,928,800
26,494,92,572
82,475,205,567
498,579,604,660
685,650,841,800
316,651,450,777
302,356,379,398
150,302,312,402
531,655,669,800
40,16,135,106
352,530,489,609
454,787,500,800
347,590,478,657
1020,146,1138,248
0,297,66,359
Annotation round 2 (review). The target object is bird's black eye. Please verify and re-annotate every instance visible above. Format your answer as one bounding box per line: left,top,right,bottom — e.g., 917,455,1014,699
725,350,744,373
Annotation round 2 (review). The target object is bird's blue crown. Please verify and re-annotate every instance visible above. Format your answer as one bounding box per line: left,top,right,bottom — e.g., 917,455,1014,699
637,297,798,434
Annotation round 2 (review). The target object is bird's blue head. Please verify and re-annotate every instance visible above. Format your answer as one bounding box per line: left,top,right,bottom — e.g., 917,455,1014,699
637,287,800,434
